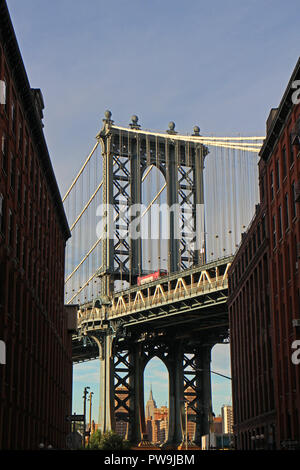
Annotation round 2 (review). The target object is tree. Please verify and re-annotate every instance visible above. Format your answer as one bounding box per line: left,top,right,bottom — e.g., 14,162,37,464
86,430,131,450
99,431,131,450
87,429,102,449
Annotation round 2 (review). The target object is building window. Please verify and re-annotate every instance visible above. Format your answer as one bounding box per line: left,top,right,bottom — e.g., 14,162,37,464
30,154,34,182
18,122,23,153
23,185,27,220
272,215,276,248
270,170,274,200
291,182,296,219
22,238,26,270
278,205,282,239
10,153,15,190
11,101,16,134
8,209,13,246
282,146,287,179
17,170,21,205
260,174,265,201
284,193,289,230
28,202,32,229
253,233,256,253
289,133,294,166
0,193,4,234
276,159,280,190
257,224,261,246
34,170,38,196
24,137,28,161
1,133,8,173
3,77,8,115
286,244,291,282
262,215,266,240
16,225,20,260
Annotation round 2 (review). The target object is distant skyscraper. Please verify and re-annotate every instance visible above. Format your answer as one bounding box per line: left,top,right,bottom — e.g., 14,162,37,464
213,415,223,434
145,386,157,420
221,405,233,434
145,388,171,444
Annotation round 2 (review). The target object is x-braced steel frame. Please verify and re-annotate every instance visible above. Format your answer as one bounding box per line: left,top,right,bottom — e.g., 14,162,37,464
96,112,208,296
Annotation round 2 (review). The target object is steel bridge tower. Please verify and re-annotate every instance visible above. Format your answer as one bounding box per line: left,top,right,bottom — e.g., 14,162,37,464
77,111,227,448
96,110,208,295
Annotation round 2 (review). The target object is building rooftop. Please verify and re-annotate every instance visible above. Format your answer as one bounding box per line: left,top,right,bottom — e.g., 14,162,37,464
0,1,70,240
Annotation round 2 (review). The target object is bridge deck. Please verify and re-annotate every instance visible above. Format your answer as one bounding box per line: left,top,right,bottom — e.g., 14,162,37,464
73,256,233,362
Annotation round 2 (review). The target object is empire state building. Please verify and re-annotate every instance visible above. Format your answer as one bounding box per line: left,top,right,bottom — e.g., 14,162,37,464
145,387,157,419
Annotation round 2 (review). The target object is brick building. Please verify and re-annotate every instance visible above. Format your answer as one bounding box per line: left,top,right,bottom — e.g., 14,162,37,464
228,58,300,449
212,416,223,434
0,1,73,449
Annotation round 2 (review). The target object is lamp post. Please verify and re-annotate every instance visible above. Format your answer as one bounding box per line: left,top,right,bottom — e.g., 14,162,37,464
88,391,94,446
83,386,90,448
181,399,189,450
260,434,265,450
185,401,188,450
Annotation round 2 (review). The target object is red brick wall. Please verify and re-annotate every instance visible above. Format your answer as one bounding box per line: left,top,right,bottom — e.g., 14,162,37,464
228,90,300,449
0,29,72,449
265,102,300,447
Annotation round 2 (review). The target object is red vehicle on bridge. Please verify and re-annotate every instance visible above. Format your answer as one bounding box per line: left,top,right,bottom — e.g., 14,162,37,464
137,269,168,286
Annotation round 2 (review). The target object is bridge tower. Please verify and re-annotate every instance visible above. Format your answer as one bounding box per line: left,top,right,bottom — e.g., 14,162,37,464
96,110,207,296
82,111,220,448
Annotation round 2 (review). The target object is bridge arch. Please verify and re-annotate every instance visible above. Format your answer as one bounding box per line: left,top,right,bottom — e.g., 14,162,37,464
210,342,232,419
144,356,169,445
141,164,168,275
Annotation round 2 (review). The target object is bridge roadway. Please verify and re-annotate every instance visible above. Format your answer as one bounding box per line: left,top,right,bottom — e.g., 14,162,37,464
72,255,233,363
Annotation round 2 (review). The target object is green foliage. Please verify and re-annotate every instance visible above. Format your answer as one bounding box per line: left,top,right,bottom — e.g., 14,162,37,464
99,431,131,450
86,430,131,450
87,429,102,449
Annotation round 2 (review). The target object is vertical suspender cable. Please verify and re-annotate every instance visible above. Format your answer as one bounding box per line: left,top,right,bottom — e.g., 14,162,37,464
156,135,161,272
137,134,141,278
146,135,151,274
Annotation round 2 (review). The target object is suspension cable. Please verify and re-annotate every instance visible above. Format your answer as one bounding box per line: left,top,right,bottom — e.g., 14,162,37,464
70,181,103,231
111,124,264,142
67,269,98,304
62,141,99,202
65,175,163,286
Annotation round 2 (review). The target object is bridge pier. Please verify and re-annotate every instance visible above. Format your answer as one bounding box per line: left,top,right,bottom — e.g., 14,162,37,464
161,340,184,448
90,332,115,433
89,327,215,448
127,343,147,444
192,344,214,445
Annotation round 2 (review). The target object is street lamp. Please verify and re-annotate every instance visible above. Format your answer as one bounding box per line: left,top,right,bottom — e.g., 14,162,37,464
83,386,90,448
88,391,94,446
185,401,188,450
181,399,189,450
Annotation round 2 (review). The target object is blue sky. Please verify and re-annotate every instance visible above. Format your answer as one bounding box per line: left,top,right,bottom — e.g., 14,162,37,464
72,344,232,423
6,0,300,423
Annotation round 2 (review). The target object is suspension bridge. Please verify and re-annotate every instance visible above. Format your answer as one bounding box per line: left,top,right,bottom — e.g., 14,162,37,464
64,110,264,447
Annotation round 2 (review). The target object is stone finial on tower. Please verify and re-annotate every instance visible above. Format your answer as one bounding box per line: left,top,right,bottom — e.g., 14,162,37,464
193,125,201,136
129,114,141,129
166,121,177,135
103,109,114,126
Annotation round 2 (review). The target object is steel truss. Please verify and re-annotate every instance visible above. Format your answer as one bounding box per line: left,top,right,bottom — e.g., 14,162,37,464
96,112,208,296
